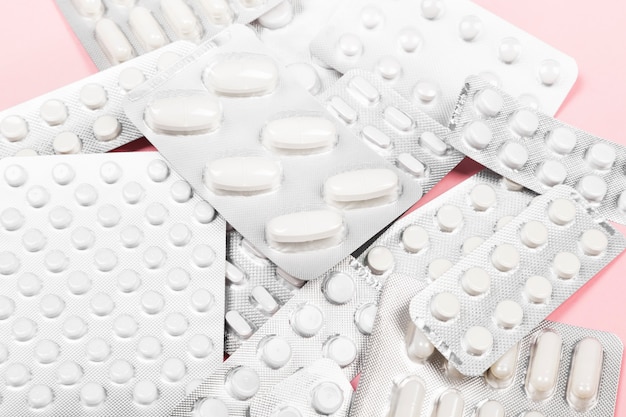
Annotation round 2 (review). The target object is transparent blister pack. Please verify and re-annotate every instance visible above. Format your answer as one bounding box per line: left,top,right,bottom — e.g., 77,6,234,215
249,359,352,417
319,70,464,195
0,152,226,416
409,185,626,376
0,42,195,158
309,0,578,124
55,0,284,69
170,256,380,417
124,25,423,280
448,75,626,225
352,273,622,417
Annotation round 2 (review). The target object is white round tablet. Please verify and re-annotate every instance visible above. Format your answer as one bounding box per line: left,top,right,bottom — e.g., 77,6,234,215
536,160,567,187
291,304,324,337
463,120,492,150
259,335,292,369
463,326,493,356
28,384,53,409
1,115,28,142
413,80,438,103
52,163,76,185
323,272,355,304
520,220,548,248
156,51,181,72
226,366,260,400
462,236,485,255
93,115,121,142
80,83,107,109
548,198,576,225
366,246,394,274
0,251,20,275
80,382,106,407
545,127,577,155
494,299,523,329
40,99,68,126
194,398,229,417
461,267,490,296
509,109,538,137
577,175,607,203
58,361,83,385
354,303,377,335
428,258,452,281
436,204,463,232
285,63,321,95
133,380,159,405
273,406,303,417
311,382,344,415
401,225,429,253
162,358,186,382
338,33,362,57
473,88,502,117
376,56,402,80
491,244,519,272
12,317,37,341
585,142,616,170
525,275,552,304
470,183,497,211
580,229,608,256
430,292,460,322
119,67,146,92
109,360,134,384
14,148,37,157
257,0,293,29
53,132,81,154
538,59,561,86
553,252,581,279
498,141,528,170
324,336,357,367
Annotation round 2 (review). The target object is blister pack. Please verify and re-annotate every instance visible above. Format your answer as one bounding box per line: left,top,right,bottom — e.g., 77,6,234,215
409,185,626,376
170,256,379,417
319,70,464,195
0,42,194,158
351,273,622,417
249,359,352,417
0,152,226,416
448,75,626,225
124,25,423,280
309,0,578,124
55,0,284,69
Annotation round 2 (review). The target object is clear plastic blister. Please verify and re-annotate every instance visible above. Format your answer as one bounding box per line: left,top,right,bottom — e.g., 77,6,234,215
0,152,225,416
448,74,626,225
351,273,623,417
0,42,194,158
309,0,578,124
170,256,380,417
55,0,285,69
409,185,626,376
124,25,423,280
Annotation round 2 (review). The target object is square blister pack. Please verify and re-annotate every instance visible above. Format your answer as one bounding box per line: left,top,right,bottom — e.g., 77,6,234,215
124,25,423,280
170,256,380,417
310,0,578,124
409,185,626,376
319,70,464,195
0,152,225,416
55,0,285,69
448,75,626,225
351,273,622,417
0,42,194,158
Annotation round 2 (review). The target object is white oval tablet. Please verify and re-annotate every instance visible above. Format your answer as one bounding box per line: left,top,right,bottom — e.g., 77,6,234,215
95,18,134,64
419,131,447,156
328,96,357,124
397,153,426,178
204,156,281,194
566,337,603,412
198,0,233,26
161,0,202,40
225,311,254,339
325,168,398,208
384,106,413,131
251,286,279,315
388,375,425,417
476,400,505,417
204,54,279,97
145,93,222,135
262,116,337,153
266,210,343,246
129,7,168,51
525,330,562,401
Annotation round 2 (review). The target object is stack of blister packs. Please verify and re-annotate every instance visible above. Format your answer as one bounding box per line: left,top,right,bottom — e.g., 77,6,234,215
0,0,624,416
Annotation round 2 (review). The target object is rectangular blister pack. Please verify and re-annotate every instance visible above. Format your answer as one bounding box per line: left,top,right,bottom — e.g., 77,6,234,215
309,0,578,124
124,25,423,280
409,185,626,376
0,152,225,416
352,273,623,417
448,75,626,225
0,42,194,158
171,256,380,417
55,0,284,69
319,70,464,196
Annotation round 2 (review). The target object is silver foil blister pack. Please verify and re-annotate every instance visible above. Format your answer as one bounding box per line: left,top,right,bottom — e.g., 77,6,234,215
319,70,464,196
0,152,226,416
448,74,626,225
56,0,284,69
124,25,423,280
352,273,622,417
409,185,626,376
0,42,194,158
170,256,380,417
310,0,578,124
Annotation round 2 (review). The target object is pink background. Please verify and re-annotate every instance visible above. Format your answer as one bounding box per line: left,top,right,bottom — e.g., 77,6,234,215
1,0,625,414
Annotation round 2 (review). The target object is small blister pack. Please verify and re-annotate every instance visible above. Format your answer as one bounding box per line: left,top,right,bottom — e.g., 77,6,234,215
0,42,194,158
124,25,423,280
319,70,464,195
409,185,626,376
351,273,623,417
310,0,578,124
249,358,352,417
448,75,626,225
0,152,226,416
170,256,380,417
55,0,284,69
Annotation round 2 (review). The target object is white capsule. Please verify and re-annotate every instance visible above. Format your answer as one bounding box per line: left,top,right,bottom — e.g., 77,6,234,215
145,93,222,135
362,126,391,150
95,19,134,64
525,330,562,401
461,267,490,296
473,88,503,117
566,337,603,412
204,156,281,195
491,244,519,272
463,121,492,150
401,225,429,253
204,54,279,97
476,400,504,417
291,304,324,337
257,0,293,29
433,389,464,417
198,0,233,26
546,127,576,154
225,311,254,339
548,198,576,225
71,0,104,19
266,210,344,247
586,142,616,170
397,153,426,178
261,116,337,153
485,343,519,388
436,204,463,232
520,220,548,248
161,0,202,40
388,375,426,417
325,169,399,208
129,7,168,51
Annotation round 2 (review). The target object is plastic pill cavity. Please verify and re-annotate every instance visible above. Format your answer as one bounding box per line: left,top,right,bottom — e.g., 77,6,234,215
322,273,355,305
406,323,435,362
323,336,357,367
261,116,337,154
204,54,279,97
258,336,292,369
311,382,344,415
486,343,519,389
525,330,562,401
226,367,260,400
566,337,603,412
144,93,222,135
290,304,324,337
199,0,233,26
432,389,464,417
585,143,616,170
470,183,497,211
324,168,399,208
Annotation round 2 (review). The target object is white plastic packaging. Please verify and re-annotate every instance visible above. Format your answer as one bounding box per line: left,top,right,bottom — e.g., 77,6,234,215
0,152,225,416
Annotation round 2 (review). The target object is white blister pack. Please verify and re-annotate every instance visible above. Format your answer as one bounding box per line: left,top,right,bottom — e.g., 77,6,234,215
124,25,423,280
351,273,622,417
319,70,464,195
249,359,352,417
170,256,379,417
0,152,225,416
56,0,285,69
310,0,578,124
0,42,194,158
448,75,626,226
409,185,626,376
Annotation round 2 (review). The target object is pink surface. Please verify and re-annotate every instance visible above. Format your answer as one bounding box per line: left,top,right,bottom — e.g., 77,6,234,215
1,0,626,413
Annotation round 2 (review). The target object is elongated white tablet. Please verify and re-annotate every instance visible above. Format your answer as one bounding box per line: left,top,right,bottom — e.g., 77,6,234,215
566,337,603,412
71,0,104,19
161,0,202,40
250,286,279,315
432,389,464,417
144,94,222,135
525,330,562,401
388,375,425,417
225,310,254,339
204,54,279,97
198,0,233,26
486,343,519,388
261,117,337,153
95,19,134,64
406,322,434,362
204,156,281,194
129,7,169,52
266,210,344,246
476,400,504,417
324,168,399,207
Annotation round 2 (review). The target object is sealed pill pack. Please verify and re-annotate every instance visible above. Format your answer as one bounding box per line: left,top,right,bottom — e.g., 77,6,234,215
171,256,380,417
351,273,622,417
448,75,626,226
124,25,423,280
320,70,464,196
56,0,285,69
0,152,225,416
409,185,626,376
0,42,194,159
310,0,578,124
